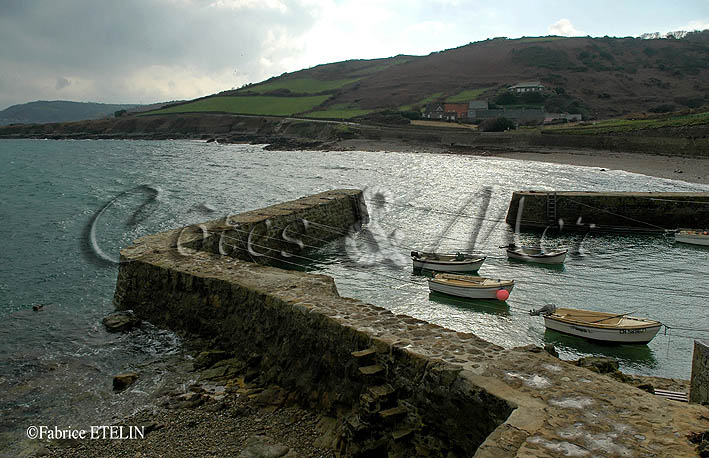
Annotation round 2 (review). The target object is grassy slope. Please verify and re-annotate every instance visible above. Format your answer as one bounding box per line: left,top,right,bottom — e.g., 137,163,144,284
142,96,329,116
144,33,709,120
545,111,709,134
445,88,492,102
240,77,361,94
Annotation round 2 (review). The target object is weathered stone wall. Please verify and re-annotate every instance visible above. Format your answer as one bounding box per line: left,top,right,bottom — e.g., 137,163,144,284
114,189,709,457
691,340,709,405
506,191,709,231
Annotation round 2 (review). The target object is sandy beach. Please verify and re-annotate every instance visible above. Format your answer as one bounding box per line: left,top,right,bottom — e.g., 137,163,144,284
331,138,709,186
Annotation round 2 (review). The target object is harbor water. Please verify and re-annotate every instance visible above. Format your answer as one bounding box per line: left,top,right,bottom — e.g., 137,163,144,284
1,139,708,455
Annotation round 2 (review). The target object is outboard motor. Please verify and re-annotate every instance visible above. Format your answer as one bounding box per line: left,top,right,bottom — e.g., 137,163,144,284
411,251,420,259
530,303,557,316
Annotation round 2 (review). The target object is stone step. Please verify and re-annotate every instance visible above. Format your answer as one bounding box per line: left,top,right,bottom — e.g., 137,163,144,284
358,364,385,376
351,347,377,360
392,427,416,441
379,405,407,421
367,384,395,400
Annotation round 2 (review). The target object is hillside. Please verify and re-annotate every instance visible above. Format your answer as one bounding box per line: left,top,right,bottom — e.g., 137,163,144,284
0,101,143,125
145,32,709,120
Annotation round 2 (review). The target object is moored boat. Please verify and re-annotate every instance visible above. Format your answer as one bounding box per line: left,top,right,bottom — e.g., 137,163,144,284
428,273,514,300
674,229,709,246
530,304,662,344
505,244,567,264
411,251,486,273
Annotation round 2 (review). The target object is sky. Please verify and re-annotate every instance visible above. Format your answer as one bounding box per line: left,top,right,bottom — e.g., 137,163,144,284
0,0,707,110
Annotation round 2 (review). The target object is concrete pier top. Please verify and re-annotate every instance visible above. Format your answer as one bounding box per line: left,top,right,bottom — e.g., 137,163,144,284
115,189,709,457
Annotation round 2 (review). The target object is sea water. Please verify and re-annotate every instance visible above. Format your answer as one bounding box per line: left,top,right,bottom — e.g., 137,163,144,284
1,139,708,455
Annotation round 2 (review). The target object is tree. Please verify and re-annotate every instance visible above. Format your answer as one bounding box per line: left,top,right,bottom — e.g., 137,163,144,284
479,117,516,132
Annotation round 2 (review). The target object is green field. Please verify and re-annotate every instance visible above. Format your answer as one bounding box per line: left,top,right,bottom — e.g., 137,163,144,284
304,103,374,119
399,92,444,111
241,78,360,94
446,88,493,102
142,95,330,117
547,111,709,134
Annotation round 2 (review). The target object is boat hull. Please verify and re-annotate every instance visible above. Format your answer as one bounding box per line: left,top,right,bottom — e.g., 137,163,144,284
507,249,567,264
428,280,514,299
543,316,661,344
675,232,709,246
413,257,485,272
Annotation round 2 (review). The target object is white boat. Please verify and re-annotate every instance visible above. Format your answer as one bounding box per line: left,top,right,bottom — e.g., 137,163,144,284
530,304,662,344
674,229,709,246
428,273,514,300
505,244,567,264
411,251,486,273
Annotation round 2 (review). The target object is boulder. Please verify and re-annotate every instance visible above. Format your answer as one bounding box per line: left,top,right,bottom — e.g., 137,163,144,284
113,372,139,391
574,356,619,374
238,435,290,458
102,311,141,333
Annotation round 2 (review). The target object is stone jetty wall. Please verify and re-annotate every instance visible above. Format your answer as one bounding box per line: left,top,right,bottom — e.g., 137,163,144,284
691,340,709,405
114,189,709,457
506,190,709,232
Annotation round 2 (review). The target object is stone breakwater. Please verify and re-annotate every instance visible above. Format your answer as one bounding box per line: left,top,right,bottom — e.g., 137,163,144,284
506,190,709,232
114,189,708,457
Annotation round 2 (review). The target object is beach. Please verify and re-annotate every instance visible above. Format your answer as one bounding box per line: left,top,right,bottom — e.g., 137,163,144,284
331,138,709,185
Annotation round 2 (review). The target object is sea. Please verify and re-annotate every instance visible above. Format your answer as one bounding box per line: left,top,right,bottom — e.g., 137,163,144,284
1,139,708,456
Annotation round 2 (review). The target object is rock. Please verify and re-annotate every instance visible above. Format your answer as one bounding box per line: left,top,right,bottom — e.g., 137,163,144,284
636,383,655,394
543,344,559,358
139,421,164,436
238,435,290,458
255,386,287,408
32,304,44,312
193,350,232,370
102,311,141,333
164,392,204,409
113,372,139,391
574,356,619,374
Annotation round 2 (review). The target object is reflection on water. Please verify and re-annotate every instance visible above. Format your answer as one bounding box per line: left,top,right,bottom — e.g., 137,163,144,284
428,292,510,316
505,257,567,271
544,329,658,368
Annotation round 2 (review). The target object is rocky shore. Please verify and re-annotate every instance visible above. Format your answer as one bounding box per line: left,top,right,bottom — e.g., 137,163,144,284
35,340,695,458
1,113,708,185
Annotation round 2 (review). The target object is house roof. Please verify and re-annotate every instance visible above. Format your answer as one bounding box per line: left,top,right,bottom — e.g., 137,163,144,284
509,81,544,89
468,100,488,109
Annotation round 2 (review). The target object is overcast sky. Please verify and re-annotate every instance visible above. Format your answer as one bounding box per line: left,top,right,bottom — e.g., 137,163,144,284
0,0,707,110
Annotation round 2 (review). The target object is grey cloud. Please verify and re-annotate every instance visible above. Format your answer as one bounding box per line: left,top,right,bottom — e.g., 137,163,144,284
0,0,316,108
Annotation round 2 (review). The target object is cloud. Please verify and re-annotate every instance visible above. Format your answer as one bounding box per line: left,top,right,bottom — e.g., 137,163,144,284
0,0,315,108
548,18,581,37
55,77,71,90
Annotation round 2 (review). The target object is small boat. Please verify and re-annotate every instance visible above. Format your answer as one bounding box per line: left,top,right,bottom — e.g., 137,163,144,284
530,304,662,344
504,244,567,264
411,251,486,273
674,229,709,246
428,273,514,300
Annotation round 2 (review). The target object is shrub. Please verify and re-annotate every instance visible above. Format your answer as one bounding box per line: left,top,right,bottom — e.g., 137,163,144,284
479,117,516,132
494,91,518,105
400,110,421,120
674,97,704,109
648,104,675,113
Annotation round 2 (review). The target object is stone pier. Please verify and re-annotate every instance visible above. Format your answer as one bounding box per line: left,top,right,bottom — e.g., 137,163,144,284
691,340,709,405
114,189,709,457
506,191,709,232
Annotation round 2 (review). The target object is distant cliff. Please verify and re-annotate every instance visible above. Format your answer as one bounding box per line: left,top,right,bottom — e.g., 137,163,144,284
0,100,143,125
